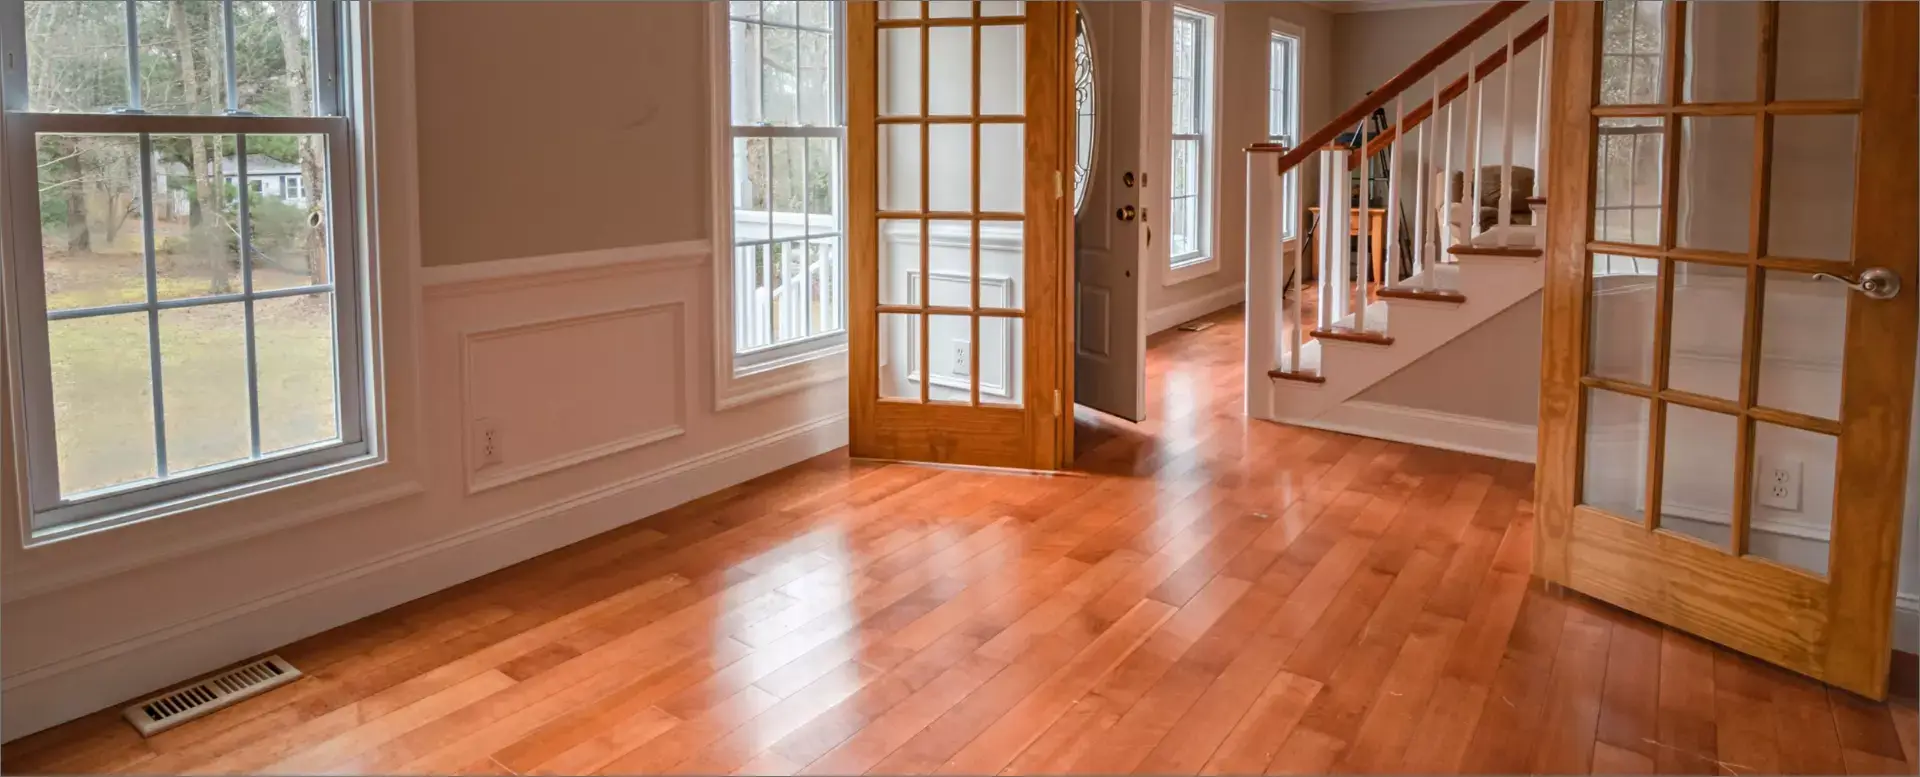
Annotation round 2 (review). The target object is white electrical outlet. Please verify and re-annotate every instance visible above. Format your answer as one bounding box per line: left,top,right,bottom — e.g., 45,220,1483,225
952,340,971,378
474,418,502,467
1757,457,1802,511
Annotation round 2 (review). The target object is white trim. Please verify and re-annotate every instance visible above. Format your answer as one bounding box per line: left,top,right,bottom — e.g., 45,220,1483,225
0,411,849,741
1146,282,1244,335
1301,400,1539,463
1897,593,1920,654
1164,2,1222,286
419,240,711,291
1268,17,1305,243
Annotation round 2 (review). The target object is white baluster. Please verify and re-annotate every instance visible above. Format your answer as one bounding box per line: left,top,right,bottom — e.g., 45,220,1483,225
1466,47,1483,247
1498,25,1515,247
1292,188,1305,369
1535,8,1551,198
1438,77,1455,288
1245,150,1281,381
1413,81,1430,286
1316,149,1334,331
1389,97,1405,287
1354,118,1370,331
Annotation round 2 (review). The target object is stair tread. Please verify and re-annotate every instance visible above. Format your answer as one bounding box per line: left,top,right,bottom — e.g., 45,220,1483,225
1310,325,1396,346
1377,285,1468,304
1268,368,1327,384
1448,244,1544,258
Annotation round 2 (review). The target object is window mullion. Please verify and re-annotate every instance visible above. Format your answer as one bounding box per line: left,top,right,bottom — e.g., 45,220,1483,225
222,0,239,113
125,0,144,111
137,132,170,478
315,1,341,117
238,134,262,457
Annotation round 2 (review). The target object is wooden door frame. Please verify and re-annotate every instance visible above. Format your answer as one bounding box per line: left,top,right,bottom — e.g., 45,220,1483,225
1536,1,1918,699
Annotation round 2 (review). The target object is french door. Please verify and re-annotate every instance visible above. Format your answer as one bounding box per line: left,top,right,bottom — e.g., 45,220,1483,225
1537,1,1916,698
847,1,1074,469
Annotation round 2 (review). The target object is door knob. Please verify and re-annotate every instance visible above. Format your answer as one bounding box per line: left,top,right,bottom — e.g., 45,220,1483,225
1812,267,1901,300
1116,205,1136,222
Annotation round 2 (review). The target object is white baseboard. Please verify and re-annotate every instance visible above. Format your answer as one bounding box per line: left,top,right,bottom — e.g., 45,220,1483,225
0,413,848,742
1146,283,1246,335
1898,593,1919,655
1293,400,1537,464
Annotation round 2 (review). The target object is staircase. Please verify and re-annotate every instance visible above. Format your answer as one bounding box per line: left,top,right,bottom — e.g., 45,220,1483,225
1245,1,1550,447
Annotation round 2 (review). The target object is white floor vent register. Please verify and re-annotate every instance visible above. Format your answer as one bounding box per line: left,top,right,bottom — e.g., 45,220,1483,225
121,655,302,737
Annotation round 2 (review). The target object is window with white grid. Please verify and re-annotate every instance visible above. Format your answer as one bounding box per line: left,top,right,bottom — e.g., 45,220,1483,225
1268,29,1300,241
1169,7,1214,267
726,0,846,372
2,0,367,536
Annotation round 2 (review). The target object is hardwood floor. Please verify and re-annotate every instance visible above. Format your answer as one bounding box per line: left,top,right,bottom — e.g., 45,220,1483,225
5,305,1915,775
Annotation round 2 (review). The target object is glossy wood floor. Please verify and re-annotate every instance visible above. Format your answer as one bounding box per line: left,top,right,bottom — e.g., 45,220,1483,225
5,306,1915,775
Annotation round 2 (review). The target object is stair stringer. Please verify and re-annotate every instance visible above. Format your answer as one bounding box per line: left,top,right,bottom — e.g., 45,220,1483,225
1263,254,1545,425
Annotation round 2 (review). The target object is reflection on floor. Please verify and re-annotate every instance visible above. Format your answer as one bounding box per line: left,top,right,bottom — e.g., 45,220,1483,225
5,304,1915,775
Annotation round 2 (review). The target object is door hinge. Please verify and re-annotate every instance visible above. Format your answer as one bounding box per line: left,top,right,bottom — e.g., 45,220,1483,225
1055,170,1063,200
1053,389,1062,416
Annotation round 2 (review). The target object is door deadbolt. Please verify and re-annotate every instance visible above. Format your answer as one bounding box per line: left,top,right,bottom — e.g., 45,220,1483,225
1116,205,1137,222
1122,171,1136,188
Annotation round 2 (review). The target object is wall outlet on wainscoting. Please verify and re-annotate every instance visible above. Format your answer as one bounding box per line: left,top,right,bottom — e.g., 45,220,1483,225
473,418,503,468
1758,457,1801,511
952,340,971,378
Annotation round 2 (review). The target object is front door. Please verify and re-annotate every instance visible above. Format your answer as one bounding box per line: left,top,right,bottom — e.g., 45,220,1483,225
848,1,1074,469
1536,1,1917,698
1072,3,1148,423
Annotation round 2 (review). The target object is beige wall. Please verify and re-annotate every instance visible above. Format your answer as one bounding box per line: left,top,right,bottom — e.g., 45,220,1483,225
1158,1,1333,327
414,2,711,266
1358,293,1541,424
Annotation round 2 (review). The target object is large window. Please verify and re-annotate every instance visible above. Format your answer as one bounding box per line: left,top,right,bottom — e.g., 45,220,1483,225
726,1,846,372
1169,7,1215,267
1268,28,1301,241
2,0,366,536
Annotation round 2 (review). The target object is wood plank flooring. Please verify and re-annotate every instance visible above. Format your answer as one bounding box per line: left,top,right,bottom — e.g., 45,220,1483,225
5,305,1915,775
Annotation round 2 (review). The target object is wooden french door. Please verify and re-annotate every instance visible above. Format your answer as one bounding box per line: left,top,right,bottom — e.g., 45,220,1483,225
1537,1,1917,698
848,1,1074,469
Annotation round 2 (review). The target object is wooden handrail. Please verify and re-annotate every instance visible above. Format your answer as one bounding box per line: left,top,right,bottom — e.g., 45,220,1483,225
1343,15,1550,170
1270,0,1528,177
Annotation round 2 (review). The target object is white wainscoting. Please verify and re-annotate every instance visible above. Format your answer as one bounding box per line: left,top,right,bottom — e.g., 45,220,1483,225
1,240,852,741
1146,283,1246,335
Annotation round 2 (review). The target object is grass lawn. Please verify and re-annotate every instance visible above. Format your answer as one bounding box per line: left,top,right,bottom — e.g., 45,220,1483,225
44,251,340,496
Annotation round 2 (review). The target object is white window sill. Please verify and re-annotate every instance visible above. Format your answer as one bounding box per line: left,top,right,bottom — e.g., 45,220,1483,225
1165,254,1221,286
716,339,849,411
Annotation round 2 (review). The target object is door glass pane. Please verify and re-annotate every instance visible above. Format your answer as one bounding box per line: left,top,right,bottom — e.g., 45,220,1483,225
928,124,972,212
879,1,921,20
254,293,339,454
1582,387,1649,522
928,1,974,19
1593,118,1663,245
879,125,923,212
915,219,972,307
1658,404,1738,551
927,26,972,115
38,134,148,312
879,219,919,306
980,221,1024,312
879,312,919,402
152,134,241,302
50,313,158,495
980,25,1025,115
1587,253,1658,385
1666,262,1747,401
1682,1,1759,104
879,27,923,116
1675,116,1754,253
920,313,977,403
981,1,1024,16
980,123,1024,213
248,134,331,291
1748,422,1836,576
1598,0,1666,106
981,316,1024,407
159,304,252,472
1766,115,1856,262
1758,269,1846,421
1775,1,1861,101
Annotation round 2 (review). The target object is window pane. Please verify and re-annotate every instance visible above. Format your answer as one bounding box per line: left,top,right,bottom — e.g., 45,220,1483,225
761,23,800,126
24,1,132,113
1593,118,1663,246
806,137,839,231
232,1,316,116
797,0,832,29
255,293,338,453
731,20,762,125
806,238,841,336
770,137,808,223
733,137,772,242
136,0,231,114
799,29,834,126
50,313,158,496
764,0,797,26
247,134,331,291
159,304,252,472
152,134,242,301
38,134,148,312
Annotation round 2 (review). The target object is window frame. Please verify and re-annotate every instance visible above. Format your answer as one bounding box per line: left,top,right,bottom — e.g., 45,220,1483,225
709,1,850,408
1268,21,1303,243
0,0,374,540
1165,4,1220,283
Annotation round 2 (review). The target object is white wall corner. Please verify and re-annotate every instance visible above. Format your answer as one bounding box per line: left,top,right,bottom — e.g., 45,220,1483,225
1897,593,1920,655
1147,283,1246,335
0,411,848,741
1300,400,1538,464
